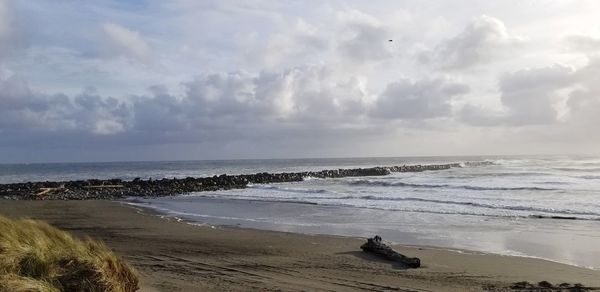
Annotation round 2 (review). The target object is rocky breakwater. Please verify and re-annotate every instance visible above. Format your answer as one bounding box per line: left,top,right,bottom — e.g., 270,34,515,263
0,162,473,200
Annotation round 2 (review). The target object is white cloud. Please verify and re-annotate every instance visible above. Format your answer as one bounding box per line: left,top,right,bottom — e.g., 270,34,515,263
419,15,523,70
241,8,396,70
5,1,600,160
103,22,151,61
253,19,329,68
336,9,394,64
0,63,468,148
93,119,124,135
144,65,371,128
460,64,580,126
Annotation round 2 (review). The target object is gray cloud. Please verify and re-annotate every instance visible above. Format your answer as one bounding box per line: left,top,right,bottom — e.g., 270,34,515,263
455,58,600,154
419,15,522,70
371,78,469,119
0,0,10,39
5,1,600,161
567,58,600,124
1,65,468,151
460,64,582,127
130,65,372,139
499,65,574,125
336,10,393,64
0,75,129,136
131,85,188,132
72,87,130,135
0,0,15,58
566,35,600,55
458,104,506,127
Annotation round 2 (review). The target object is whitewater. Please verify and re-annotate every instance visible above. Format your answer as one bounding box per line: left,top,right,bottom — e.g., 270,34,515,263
126,156,600,269
133,156,600,221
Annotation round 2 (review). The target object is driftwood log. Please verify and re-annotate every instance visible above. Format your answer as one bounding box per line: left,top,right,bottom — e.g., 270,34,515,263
360,236,420,268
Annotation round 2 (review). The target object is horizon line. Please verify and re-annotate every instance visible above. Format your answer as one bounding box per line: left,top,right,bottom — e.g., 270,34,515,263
1,153,597,165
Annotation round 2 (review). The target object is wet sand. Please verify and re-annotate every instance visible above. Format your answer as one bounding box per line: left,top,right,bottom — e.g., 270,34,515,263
1,200,599,291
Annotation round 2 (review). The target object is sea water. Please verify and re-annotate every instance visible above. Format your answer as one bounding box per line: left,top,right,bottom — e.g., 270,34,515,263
3,155,600,268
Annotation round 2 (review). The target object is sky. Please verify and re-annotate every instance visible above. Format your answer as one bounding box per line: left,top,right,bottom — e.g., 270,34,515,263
1,0,600,163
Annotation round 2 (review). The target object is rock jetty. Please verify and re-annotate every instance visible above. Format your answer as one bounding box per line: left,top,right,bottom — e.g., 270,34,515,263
0,162,487,200
507,281,592,291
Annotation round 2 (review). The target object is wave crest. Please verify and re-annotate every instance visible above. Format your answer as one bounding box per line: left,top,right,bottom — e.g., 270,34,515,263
348,180,557,191
247,184,327,194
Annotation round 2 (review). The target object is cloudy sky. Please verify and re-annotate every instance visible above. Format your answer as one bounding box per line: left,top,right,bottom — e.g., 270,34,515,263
1,0,600,163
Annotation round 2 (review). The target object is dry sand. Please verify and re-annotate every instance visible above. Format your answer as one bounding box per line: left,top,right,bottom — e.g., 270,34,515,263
1,200,599,291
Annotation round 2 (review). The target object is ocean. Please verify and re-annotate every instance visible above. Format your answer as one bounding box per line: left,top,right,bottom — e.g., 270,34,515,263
2,155,600,269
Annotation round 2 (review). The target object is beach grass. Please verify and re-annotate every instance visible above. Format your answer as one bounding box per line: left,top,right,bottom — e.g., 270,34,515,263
0,215,138,292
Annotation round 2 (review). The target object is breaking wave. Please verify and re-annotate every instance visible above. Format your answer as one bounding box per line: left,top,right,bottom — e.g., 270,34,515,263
554,167,600,172
332,195,600,217
247,184,328,194
178,194,600,222
347,179,558,191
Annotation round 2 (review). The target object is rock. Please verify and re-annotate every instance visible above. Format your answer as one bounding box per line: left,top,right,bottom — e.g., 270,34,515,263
509,281,591,291
360,235,420,268
0,162,471,200
558,283,573,288
511,281,535,289
538,281,553,288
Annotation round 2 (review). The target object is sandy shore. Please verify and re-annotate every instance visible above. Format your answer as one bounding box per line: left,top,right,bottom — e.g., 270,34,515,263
1,200,599,291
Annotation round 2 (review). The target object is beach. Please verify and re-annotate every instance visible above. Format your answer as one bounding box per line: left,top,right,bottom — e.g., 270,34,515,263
5,0,600,290
1,199,599,291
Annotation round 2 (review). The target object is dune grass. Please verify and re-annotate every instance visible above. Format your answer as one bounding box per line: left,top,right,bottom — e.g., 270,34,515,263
0,215,138,292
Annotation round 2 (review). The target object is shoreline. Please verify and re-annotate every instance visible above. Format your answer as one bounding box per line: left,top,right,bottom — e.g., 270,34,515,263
127,200,598,270
124,195,600,271
1,199,599,291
